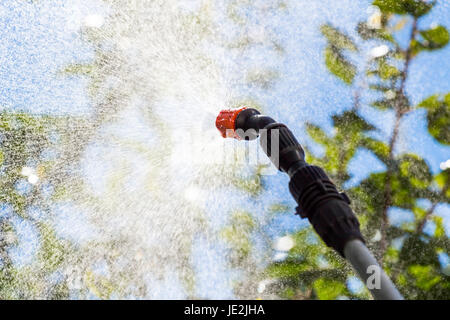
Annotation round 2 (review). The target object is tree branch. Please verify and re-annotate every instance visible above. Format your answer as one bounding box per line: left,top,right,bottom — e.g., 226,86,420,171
416,183,449,234
379,17,418,262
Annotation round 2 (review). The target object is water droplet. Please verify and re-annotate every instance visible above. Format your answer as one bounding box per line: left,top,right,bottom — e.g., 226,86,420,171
21,166,34,177
28,174,39,185
371,230,382,242
273,235,294,251
84,14,105,28
273,251,288,261
369,45,389,59
257,279,275,293
184,185,204,203
384,90,396,100
440,159,450,170
367,9,382,29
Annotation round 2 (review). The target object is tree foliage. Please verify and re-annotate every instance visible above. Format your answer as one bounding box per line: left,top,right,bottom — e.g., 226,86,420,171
264,0,450,299
0,113,77,298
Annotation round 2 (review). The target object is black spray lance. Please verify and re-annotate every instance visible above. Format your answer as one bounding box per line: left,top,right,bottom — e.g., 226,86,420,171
215,107,403,300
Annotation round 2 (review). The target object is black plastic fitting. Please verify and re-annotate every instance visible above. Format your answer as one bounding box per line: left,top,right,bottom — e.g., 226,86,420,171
289,165,364,256
235,109,307,173
235,108,365,256
235,108,273,131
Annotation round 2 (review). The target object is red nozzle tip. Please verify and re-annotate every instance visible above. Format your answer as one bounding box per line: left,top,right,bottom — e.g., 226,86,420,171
215,107,247,139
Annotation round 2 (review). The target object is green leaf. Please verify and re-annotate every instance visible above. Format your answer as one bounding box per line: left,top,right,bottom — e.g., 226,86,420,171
398,154,432,189
312,278,347,300
431,216,445,238
62,64,95,76
408,265,441,290
85,271,116,300
373,0,434,17
357,22,394,42
305,111,373,183
420,25,450,50
371,99,392,110
267,203,290,215
332,110,375,132
231,173,263,196
411,39,426,56
280,287,296,299
356,172,387,213
220,211,255,263
321,25,358,51
362,137,390,162
378,60,400,80
324,46,356,84
266,261,309,278
433,170,450,199
400,235,439,267
418,94,440,109
246,69,279,89
418,94,450,144
306,124,330,145
37,223,67,272
412,206,427,220
369,84,392,92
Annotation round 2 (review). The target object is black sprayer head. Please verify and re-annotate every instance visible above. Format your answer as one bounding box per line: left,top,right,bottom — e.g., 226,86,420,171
215,108,365,256
215,107,306,173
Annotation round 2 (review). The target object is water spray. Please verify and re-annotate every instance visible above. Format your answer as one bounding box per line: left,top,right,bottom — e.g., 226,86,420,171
216,107,404,300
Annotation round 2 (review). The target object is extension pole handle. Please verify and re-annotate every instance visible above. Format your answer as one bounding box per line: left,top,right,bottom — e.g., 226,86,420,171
344,239,403,300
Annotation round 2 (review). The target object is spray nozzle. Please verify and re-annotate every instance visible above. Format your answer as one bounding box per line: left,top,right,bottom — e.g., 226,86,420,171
215,107,247,139
215,107,267,140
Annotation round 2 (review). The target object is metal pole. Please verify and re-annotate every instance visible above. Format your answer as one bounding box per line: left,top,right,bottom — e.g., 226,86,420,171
344,239,403,300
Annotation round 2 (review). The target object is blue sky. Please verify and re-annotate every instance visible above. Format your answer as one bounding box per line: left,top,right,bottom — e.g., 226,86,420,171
0,1,96,114
1,0,449,298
